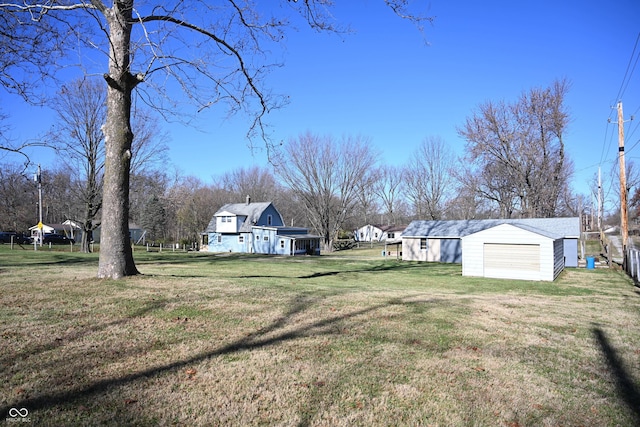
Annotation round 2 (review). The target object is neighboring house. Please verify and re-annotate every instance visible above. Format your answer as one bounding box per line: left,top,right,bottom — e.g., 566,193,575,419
402,217,580,281
354,224,407,242
29,219,82,241
202,198,321,256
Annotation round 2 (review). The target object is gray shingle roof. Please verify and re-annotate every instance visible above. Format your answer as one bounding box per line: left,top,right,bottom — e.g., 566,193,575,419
402,217,580,239
205,202,274,233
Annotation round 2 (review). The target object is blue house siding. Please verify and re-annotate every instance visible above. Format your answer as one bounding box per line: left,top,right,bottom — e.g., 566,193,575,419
563,239,578,267
252,228,277,254
208,232,252,253
203,201,320,255
440,238,462,263
256,205,285,227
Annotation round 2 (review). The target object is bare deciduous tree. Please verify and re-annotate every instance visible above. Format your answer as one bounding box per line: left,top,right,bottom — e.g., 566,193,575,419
459,79,572,218
48,78,106,252
165,175,227,246
219,166,281,203
0,163,36,232
48,78,168,252
276,132,378,251
372,165,405,225
0,1,429,278
403,136,455,220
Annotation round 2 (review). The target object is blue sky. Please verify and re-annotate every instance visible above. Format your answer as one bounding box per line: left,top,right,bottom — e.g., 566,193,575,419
3,0,640,207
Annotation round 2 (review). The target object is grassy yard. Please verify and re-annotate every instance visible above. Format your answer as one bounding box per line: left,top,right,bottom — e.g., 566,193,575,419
1,247,639,426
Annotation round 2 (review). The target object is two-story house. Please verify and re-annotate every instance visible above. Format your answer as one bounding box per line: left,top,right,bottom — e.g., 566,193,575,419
201,197,320,256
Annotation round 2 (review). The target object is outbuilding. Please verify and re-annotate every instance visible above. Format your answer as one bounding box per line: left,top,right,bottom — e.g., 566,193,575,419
401,217,580,268
461,223,564,281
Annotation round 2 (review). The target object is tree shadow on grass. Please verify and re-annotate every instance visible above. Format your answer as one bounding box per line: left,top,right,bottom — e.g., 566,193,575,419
593,327,640,425
238,260,436,280
0,299,169,370
0,293,425,422
0,252,99,268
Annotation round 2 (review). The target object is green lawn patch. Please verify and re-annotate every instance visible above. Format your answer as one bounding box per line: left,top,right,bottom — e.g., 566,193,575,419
0,249,639,426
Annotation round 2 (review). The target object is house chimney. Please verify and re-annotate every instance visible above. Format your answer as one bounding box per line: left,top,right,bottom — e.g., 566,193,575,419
246,195,251,205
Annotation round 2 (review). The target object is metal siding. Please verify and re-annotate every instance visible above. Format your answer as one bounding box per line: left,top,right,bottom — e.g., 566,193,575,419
402,238,426,261
563,239,578,267
553,239,565,279
440,238,462,263
426,239,440,262
484,243,541,280
461,236,483,276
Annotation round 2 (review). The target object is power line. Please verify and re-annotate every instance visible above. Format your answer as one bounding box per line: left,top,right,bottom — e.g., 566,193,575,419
615,32,640,102
600,116,617,165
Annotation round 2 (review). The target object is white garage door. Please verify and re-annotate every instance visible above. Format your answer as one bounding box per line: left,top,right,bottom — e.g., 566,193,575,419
484,243,540,280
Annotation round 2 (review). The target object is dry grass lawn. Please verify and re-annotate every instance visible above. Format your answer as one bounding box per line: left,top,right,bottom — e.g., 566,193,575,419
1,248,639,426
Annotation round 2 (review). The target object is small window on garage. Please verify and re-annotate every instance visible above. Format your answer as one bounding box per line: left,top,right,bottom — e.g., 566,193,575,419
420,238,427,250
264,236,269,241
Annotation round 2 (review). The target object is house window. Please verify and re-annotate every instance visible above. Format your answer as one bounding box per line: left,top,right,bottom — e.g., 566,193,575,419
388,232,395,239
280,240,285,248
238,236,244,243
420,238,427,250
360,232,364,238
267,215,272,226
375,232,378,238
264,236,269,241
217,235,222,243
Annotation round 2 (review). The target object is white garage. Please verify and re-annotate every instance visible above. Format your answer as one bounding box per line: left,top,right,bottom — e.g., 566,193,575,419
461,223,564,281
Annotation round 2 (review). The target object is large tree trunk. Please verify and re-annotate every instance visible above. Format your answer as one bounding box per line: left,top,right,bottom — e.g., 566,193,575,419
97,1,139,279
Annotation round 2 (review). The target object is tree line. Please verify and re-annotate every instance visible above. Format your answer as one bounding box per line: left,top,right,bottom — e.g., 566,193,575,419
1,78,588,253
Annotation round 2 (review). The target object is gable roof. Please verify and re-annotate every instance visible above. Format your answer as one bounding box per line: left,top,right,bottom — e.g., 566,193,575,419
205,202,278,233
357,224,407,233
403,217,580,239
463,222,564,240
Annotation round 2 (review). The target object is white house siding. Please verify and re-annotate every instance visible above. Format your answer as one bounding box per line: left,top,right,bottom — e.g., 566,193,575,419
461,223,563,281
355,225,384,242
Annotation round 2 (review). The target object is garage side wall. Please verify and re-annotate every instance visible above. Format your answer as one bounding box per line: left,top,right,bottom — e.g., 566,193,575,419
553,238,565,279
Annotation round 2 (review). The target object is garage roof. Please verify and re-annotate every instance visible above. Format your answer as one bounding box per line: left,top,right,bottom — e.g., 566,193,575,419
403,217,579,239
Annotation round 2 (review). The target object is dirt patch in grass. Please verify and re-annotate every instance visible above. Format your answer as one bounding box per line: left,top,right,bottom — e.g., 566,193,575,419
0,252,639,425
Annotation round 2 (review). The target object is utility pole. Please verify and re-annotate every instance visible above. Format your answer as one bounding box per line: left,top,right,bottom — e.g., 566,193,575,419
616,101,629,254
35,164,43,247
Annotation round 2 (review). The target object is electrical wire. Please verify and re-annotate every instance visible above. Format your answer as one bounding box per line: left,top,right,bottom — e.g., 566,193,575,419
615,32,640,102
